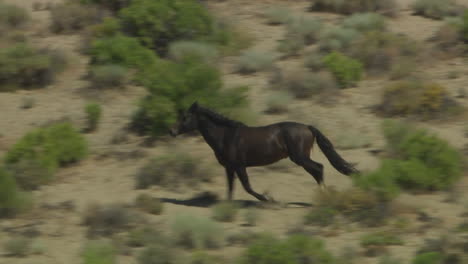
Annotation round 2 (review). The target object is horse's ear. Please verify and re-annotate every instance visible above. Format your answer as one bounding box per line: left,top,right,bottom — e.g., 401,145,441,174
189,101,199,111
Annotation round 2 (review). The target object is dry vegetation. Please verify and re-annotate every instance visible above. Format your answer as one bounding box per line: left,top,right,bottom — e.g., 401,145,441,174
0,0,467,263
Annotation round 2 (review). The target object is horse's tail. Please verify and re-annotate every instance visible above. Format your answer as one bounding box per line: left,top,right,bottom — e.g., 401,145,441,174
309,126,358,175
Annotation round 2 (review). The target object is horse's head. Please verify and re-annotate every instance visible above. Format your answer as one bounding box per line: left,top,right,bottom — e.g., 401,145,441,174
169,102,199,137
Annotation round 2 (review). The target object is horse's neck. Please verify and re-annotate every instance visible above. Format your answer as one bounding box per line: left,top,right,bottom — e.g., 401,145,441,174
198,118,226,154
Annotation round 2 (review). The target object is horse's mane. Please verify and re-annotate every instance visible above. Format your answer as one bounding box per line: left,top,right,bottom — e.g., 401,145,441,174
197,106,247,128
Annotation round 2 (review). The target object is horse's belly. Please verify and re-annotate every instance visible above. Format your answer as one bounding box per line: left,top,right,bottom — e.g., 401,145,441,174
245,144,287,166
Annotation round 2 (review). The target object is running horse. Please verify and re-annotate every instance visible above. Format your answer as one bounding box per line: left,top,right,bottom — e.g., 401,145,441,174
169,102,358,201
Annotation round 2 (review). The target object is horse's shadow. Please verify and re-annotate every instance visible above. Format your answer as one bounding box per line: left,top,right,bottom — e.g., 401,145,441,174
158,192,313,208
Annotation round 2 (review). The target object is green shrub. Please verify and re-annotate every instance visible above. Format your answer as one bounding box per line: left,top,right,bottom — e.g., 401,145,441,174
120,0,215,55
89,34,158,71
135,193,163,215
132,60,248,137
4,236,32,257
6,159,52,190
360,231,404,247
375,120,463,191
349,31,419,74
50,2,101,33
244,207,259,226
5,123,87,189
353,160,401,201
0,44,65,91
83,203,133,238
263,6,292,25
278,17,323,56
239,233,336,264
0,3,30,28
379,81,461,118
236,50,277,74
310,0,397,16
461,11,468,42
171,214,223,249
343,13,386,32
264,91,293,114
89,64,128,89
0,168,30,217
82,240,116,264
169,41,219,63
127,226,162,247
135,152,212,189
411,0,459,20
304,206,337,226
323,52,363,88
318,26,359,53
85,102,102,132
212,202,239,222
138,245,177,264
412,252,443,264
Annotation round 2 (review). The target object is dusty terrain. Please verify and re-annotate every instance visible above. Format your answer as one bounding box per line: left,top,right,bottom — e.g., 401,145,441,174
0,0,467,263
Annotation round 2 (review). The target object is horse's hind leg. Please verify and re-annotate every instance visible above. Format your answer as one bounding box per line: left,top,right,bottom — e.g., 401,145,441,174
235,167,268,202
290,156,325,186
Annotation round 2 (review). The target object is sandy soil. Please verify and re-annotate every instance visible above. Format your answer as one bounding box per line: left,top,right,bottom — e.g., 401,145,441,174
0,0,467,263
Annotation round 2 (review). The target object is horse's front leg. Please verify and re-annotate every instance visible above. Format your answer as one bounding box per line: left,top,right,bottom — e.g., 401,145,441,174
225,167,235,200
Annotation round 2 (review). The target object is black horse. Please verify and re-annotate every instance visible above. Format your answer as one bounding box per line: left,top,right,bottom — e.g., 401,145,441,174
170,102,358,202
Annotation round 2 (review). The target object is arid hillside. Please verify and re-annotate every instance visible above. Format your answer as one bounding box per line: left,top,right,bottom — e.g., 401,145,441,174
0,0,467,263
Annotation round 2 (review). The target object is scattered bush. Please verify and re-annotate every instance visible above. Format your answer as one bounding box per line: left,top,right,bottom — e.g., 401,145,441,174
360,231,404,247
461,10,468,42
263,6,292,25
411,0,459,19
138,245,177,264
0,2,30,28
135,152,212,189
264,91,293,114
411,252,443,264
132,60,248,137
378,80,461,118
50,2,101,33
0,168,30,217
127,226,162,247
89,64,128,89
349,31,419,74
135,193,163,215
318,26,359,53
244,207,259,226
82,203,132,237
82,240,116,264
120,0,215,55
212,202,239,222
275,69,338,98
314,187,391,226
310,0,398,16
323,51,363,88
89,34,158,71
239,233,336,264
190,251,222,264
169,41,219,64
0,44,66,91
171,214,223,249
5,123,88,189
85,102,102,132
304,52,325,70
6,159,52,190
236,50,277,74
304,206,337,226
4,236,32,257
278,17,323,56
343,13,386,32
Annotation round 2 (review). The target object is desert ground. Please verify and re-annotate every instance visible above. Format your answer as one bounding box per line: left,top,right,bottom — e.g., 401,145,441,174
0,0,468,263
